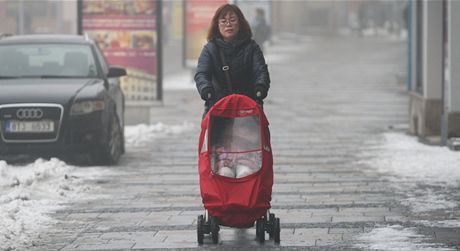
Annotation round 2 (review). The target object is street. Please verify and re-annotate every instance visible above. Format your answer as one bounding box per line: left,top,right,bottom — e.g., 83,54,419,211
5,35,460,250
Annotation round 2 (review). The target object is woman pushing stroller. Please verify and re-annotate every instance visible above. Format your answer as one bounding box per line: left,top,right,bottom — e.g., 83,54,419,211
195,3,270,114
194,4,280,245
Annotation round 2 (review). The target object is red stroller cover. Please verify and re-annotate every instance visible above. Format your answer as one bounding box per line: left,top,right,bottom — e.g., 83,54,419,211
198,94,273,228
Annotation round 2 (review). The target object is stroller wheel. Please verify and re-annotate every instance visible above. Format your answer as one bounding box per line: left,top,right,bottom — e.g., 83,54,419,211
274,217,281,243
256,218,265,243
268,213,275,239
210,216,219,244
256,220,260,238
197,215,204,244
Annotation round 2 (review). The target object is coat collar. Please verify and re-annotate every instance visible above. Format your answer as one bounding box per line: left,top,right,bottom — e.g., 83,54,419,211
214,36,250,50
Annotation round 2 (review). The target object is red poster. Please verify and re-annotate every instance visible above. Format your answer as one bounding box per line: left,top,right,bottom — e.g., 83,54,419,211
185,0,227,66
82,0,158,102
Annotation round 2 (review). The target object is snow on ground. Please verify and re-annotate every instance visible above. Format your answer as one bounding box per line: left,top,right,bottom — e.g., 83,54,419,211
360,133,460,186
0,158,113,249
355,225,455,251
125,121,196,147
0,122,197,249
402,189,458,213
359,132,460,213
355,132,460,251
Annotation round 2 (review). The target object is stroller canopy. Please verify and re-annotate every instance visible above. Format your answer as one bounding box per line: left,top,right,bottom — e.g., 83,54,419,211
198,94,273,228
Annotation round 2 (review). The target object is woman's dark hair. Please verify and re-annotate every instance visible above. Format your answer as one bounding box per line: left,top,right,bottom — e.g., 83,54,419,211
207,4,252,42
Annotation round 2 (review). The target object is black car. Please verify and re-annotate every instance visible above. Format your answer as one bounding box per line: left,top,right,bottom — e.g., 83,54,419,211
0,34,126,165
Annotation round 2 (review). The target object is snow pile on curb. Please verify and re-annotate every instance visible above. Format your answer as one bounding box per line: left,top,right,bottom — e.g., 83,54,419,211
355,225,454,251
0,158,96,249
359,132,460,213
361,133,460,186
125,121,196,147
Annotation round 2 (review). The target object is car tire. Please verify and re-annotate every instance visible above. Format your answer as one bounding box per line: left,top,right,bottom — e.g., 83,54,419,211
91,114,123,165
120,126,125,154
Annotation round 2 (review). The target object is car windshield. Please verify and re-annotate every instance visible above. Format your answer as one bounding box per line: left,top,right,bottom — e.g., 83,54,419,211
0,44,98,78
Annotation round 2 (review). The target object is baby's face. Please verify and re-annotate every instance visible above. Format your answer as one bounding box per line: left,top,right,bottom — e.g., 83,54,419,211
216,146,225,153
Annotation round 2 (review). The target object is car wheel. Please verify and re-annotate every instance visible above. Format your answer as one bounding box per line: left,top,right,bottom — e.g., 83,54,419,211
91,114,123,165
120,126,125,154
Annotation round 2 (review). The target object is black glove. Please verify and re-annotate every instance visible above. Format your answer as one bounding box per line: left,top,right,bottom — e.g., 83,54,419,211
200,87,214,101
254,86,268,100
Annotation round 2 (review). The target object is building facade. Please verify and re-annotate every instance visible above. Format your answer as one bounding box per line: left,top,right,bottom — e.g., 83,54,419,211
0,0,77,35
408,0,460,148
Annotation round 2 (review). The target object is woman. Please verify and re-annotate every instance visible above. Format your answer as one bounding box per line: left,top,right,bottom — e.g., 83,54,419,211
195,4,271,115
252,8,271,53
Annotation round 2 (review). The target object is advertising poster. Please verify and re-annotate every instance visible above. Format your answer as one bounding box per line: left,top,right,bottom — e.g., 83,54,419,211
185,0,227,67
171,1,183,40
82,0,158,102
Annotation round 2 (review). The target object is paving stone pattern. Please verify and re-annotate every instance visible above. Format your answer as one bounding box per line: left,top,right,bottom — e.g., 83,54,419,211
37,37,459,250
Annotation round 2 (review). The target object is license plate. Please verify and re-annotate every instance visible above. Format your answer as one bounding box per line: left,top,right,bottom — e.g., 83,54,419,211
4,120,55,133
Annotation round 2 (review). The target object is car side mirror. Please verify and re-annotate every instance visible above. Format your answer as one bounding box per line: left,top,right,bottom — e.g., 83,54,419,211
107,66,127,78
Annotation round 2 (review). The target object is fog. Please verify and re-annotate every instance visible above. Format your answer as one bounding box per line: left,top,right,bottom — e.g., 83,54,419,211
163,0,408,76
0,0,408,77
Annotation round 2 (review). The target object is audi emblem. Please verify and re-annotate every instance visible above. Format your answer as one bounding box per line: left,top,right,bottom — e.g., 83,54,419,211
16,108,44,119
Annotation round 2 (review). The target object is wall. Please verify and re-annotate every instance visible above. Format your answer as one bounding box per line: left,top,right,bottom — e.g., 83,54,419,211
0,0,77,35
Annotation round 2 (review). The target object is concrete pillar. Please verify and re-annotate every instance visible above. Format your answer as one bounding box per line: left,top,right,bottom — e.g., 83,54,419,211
409,0,417,93
61,1,78,34
446,0,460,139
423,0,443,100
18,0,24,34
409,0,443,138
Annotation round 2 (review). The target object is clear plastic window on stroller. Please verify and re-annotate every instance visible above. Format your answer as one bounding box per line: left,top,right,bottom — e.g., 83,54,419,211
210,115,262,178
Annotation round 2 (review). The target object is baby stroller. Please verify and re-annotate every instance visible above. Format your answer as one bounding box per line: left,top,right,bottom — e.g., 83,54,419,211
197,94,280,244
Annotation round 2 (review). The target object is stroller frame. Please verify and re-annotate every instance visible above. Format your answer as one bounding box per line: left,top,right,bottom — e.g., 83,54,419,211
197,209,280,244
196,94,281,244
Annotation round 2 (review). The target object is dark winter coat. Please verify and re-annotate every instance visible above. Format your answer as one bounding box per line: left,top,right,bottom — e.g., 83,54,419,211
194,37,270,110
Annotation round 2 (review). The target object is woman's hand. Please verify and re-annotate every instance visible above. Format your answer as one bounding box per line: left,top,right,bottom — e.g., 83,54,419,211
254,86,268,100
200,87,215,101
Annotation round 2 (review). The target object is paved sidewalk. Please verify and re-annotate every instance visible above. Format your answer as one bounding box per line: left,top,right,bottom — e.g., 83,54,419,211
38,36,460,250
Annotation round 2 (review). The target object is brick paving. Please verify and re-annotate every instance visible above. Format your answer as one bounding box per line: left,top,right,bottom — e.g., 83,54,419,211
36,36,460,250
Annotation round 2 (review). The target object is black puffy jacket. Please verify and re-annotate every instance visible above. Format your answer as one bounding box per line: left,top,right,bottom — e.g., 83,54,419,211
195,37,270,109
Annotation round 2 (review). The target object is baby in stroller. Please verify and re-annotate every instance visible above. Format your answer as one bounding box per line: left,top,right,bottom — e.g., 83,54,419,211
211,116,262,178
213,145,261,178
197,94,280,244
